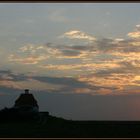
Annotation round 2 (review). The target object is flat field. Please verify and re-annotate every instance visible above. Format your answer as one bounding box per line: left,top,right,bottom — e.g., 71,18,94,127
0,114,140,138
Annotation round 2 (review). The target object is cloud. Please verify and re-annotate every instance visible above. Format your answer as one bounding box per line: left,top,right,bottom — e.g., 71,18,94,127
0,70,23,89
33,76,89,88
9,36,125,67
0,70,32,90
78,73,135,93
0,70,28,82
128,31,140,38
93,59,140,77
59,49,81,57
0,69,114,95
9,54,47,64
45,43,93,59
8,44,49,65
57,51,89,59
61,30,96,41
93,36,140,54
6,24,140,95
0,80,22,89
40,64,83,70
127,25,140,39
19,44,35,53
40,62,121,73
68,45,94,51
95,38,121,53
0,70,64,91
130,41,140,46
44,36,135,61
19,44,47,54
32,75,116,95
136,24,140,29
77,58,140,93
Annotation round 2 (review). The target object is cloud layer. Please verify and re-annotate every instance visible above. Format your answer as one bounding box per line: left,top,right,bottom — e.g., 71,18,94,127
4,25,140,95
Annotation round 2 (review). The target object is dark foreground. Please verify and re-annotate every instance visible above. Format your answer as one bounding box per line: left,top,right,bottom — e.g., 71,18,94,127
0,113,140,138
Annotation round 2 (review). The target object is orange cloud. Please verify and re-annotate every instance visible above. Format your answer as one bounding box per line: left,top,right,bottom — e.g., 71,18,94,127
128,31,140,38
110,51,140,62
78,73,136,92
0,80,22,89
19,44,47,54
61,30,96,41
130,41,140,46
97,88,113,95
9,54,47,64
40,62,121,71
6,24,140,96
56,51,90,59
74,88,94,94
127,25,140,39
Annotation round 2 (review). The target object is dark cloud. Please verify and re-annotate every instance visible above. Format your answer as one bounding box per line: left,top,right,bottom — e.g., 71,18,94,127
116,39,140,53
0,69,116,95
45,37,140,58
88,37,140,54
10,74,28,82
46,43,95,57
69,45,93,51
47,42,95,51
46,37,140,58
0,70,28,82
33,76,90,88
32,75,116,94
60,49,81,56
96,38,116,52
0,70,11,74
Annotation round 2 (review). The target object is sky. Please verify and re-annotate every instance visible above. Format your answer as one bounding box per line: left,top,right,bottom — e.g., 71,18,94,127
1,3,140,120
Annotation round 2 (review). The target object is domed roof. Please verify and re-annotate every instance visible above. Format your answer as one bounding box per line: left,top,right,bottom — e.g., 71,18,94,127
14,89,39,108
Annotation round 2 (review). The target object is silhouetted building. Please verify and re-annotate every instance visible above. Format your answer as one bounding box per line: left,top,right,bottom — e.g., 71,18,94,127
0,89,50,121
14,89,39,114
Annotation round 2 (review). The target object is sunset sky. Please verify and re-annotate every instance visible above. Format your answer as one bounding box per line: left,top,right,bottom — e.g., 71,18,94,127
1,3,140,120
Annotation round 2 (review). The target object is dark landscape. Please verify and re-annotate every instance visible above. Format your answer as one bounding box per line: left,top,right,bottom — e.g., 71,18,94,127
1,114,140,138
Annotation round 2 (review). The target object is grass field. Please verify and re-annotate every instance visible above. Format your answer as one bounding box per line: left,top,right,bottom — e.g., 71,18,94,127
1,113,140,138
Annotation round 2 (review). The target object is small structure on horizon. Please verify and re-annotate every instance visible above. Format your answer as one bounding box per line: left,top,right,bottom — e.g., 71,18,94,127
14,89,39,114
0,89,50,121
